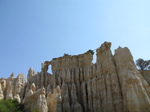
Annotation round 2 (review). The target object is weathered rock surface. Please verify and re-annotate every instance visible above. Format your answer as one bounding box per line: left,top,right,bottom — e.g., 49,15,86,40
14,94,21,103
23,86,48,112
140,70,150,85
0,84,4,100
114,47,150,112
0,42,150,112
0,90,4,100
47,86,62,112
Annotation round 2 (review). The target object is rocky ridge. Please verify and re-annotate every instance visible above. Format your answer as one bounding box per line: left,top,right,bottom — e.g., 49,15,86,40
0,42,150,112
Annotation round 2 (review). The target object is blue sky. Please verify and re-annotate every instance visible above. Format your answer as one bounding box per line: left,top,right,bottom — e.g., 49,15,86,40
0,0,150,78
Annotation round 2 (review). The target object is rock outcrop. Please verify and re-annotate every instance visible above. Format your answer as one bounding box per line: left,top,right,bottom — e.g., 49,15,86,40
114,47,150,112
0,90,4,100
140,70,150,85
0,42,150,112
23,86,48,112
47,86,62,112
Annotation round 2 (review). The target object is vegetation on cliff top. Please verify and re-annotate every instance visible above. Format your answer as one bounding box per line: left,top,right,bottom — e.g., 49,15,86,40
136,58,150,70
87,49,94,55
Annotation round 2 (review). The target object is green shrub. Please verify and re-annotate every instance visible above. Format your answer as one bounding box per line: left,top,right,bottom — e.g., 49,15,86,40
0,99,24,112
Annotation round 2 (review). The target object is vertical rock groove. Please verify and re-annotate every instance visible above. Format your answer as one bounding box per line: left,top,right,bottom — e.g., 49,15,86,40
0,42,150,112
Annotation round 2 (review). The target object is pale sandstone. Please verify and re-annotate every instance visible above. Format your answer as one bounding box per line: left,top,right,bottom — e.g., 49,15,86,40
47,86,62,112
23,86,48,112
1,78,6,92
140,70,150,85
6,81,13,99
71,83,83,112
114,46,150,112
0,90,4,100
1,42,150,112
0,78,6,99
14,94,21,103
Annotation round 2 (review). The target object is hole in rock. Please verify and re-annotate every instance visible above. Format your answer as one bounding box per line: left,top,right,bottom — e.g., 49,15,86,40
47,65,52,75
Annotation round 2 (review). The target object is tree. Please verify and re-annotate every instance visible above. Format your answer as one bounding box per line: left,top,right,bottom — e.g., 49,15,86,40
136,58,150,70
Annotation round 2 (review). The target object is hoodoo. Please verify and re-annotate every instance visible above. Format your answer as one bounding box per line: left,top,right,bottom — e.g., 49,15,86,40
0,42,150,112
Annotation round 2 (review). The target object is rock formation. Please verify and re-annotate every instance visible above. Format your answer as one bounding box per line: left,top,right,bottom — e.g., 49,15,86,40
14,94,21,103
47,86,62,112
23,86,48,112
0,42,150,112
114,47,150,112
0,90,4,100
140,70,150,85
0,84,4,100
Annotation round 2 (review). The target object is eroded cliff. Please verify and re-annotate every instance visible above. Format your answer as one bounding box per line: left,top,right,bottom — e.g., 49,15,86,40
0,42,150,112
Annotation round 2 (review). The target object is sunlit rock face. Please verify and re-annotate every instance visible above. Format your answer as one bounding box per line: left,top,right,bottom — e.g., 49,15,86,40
140,70,150,85
0,42,150,112
114,47,150,112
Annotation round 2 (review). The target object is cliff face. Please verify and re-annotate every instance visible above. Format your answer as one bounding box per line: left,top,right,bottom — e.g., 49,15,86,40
0,42,150,112
139,70,150,85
